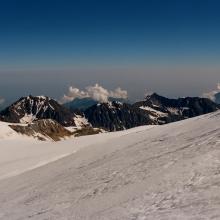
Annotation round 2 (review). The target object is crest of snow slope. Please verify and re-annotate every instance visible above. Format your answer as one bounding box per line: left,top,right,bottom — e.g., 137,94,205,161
0,111,220,219
0,121,28,140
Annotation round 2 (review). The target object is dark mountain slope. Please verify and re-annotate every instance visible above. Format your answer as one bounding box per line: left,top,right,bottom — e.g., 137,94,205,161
84,101,153,131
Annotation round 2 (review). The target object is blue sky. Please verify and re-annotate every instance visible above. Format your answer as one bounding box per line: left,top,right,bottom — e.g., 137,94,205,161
0,0,220,104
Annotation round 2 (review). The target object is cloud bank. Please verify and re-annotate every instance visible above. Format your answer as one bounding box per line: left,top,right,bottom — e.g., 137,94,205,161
202,83,220,101
61,84,128,103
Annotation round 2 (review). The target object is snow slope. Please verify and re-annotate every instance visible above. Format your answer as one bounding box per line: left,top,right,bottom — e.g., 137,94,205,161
0,122,152,180
0,111,220,219
0,121,23,140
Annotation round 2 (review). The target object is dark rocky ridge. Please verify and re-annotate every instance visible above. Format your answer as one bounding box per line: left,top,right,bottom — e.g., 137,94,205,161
84,101,153,131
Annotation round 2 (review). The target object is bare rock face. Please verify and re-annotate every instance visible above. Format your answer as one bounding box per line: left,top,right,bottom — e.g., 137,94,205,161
0,95,76,127
9,119,73,141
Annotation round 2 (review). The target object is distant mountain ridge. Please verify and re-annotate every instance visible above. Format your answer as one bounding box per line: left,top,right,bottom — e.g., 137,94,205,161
64,98,98,111
63,97,131,111
0,93,219,133
84,93,220,131
133,93,220,124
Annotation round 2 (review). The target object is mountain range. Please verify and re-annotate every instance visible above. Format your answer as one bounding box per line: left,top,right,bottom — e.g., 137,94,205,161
84,93,219,131
134,93,219,124
0,93,219,137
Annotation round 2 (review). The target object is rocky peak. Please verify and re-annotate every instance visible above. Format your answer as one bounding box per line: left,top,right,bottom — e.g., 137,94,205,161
134,93,220,124
0,95,76,126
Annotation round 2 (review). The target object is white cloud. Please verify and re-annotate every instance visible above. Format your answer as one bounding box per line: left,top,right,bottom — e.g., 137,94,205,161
202,83,220,101
61,84,128,103
86,84,110,103
61,87,89,103
109,87,128,99
0,97,5,105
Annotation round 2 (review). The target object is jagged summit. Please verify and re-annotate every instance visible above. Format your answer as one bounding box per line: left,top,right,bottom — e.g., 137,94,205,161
0,95,76,126
134,93,220,124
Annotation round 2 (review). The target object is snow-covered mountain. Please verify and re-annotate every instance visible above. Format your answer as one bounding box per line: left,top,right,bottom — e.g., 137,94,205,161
84,101,153,131
0,110,220,219
134,93,220,124
0,95,78,126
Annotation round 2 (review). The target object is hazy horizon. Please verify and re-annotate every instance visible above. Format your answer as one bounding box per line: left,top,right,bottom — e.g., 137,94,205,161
0,0,220,105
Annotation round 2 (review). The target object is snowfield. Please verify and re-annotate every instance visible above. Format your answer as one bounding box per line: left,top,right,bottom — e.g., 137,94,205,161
0,111,220,219
0,122,150,180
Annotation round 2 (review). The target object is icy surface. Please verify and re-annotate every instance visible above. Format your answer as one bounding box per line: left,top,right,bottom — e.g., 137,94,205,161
0,111,220,219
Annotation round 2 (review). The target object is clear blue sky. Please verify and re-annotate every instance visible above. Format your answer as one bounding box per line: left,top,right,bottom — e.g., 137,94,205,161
0,0,220,104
